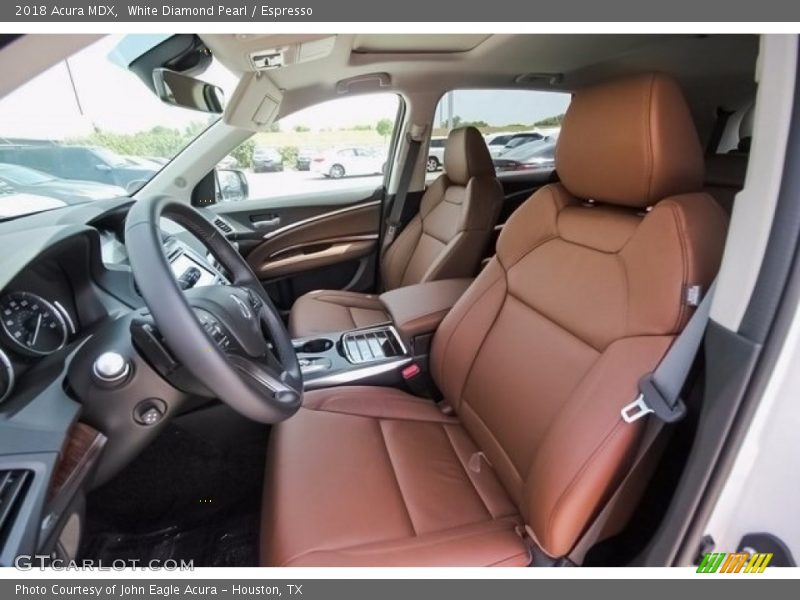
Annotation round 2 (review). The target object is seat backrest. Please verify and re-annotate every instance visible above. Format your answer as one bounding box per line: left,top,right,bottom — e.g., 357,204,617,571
430,73,728,558
381,126,502,290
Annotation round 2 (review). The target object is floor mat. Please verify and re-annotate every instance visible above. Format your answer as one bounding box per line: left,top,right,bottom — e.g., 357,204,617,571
81,508,259,567
80,409,267,567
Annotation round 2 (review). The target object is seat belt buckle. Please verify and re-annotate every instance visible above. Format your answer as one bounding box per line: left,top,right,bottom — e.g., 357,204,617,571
621,373,688,424
620,394,654,423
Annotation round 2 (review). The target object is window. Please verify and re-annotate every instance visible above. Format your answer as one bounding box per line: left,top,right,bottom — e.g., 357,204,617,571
0,35,236,218
428,89,571,177
217,94,401,203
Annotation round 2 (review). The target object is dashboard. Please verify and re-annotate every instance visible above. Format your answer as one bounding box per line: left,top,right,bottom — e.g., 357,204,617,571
0,196,237,566
0,201,229,406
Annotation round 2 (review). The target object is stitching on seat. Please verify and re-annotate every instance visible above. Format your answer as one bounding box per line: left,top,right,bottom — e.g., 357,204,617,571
283,516,524,566
441,424,494,520
457,283,511,398
457,400,523,491
544,418,627,549
437,266,508,396
506,290,602,353
377,419,417,536
344,306,359,330
662,201,690,332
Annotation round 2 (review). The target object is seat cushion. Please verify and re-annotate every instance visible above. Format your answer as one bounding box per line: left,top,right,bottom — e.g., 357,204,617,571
288,290,390,338
261,386,528,566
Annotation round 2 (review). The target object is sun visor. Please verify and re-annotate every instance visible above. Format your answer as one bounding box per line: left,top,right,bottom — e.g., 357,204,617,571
223,71,283,131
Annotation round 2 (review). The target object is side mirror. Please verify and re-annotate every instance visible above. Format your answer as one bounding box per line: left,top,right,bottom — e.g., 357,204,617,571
215,169,249,203
96,164,112,172
152,68,225,114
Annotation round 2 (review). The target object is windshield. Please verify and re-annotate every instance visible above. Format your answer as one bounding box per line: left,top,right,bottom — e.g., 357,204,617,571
0,34,236,220
0,163,55,185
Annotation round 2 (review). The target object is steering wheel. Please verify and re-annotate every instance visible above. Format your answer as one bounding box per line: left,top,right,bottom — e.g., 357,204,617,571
124,196,303,423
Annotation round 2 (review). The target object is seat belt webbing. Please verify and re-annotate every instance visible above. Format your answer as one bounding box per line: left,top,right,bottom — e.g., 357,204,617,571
568,279,718,565
382,129,424,252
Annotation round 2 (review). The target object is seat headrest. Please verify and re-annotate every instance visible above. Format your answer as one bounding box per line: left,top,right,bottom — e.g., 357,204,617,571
556,73,704,208
444,126,495,185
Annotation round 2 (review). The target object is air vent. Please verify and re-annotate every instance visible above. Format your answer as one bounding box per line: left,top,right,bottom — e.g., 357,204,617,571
342,326,405,364
0,470,32,544
214,217,233,234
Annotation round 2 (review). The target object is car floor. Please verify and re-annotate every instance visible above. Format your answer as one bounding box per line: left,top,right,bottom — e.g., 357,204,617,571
80,405,268,567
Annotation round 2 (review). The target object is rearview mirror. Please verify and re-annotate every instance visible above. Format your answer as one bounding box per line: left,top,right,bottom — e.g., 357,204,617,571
152,68,225,114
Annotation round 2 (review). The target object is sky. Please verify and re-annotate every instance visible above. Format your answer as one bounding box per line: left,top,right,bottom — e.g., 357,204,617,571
0,35,570,141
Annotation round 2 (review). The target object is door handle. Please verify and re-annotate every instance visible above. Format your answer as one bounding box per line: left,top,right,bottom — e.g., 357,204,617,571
252,216,281,229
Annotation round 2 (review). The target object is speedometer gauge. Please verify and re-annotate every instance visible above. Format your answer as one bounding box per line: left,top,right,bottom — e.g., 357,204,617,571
0,292,68,356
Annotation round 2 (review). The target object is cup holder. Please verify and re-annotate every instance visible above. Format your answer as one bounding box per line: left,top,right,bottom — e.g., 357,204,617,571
297,338,334,354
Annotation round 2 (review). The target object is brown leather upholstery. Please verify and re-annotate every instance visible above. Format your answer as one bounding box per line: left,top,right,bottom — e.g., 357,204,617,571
288,290,389,339
556,73,704,208
380,278,473,340
263,387,529,567
262,73,728,565
288,126,502,338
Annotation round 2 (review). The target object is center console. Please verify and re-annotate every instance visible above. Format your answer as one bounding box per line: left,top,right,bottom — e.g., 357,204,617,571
294,279,474,390
295,324,412,389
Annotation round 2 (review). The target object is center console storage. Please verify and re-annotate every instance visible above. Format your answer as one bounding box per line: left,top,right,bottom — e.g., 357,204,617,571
295,279,473,390
379,278,472,354
295,324,412,390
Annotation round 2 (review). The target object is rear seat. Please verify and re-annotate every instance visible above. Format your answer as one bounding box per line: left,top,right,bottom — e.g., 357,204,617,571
703,105,753,213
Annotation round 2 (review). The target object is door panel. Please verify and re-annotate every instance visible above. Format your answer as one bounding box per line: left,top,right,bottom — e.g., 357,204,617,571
212,190,382,313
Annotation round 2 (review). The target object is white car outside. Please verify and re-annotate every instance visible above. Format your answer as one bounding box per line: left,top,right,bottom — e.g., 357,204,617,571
0,182,66,218
311,147,386,179
427,137,447,172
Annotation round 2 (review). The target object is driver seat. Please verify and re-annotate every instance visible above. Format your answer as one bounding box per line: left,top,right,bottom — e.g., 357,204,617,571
261,73,728,566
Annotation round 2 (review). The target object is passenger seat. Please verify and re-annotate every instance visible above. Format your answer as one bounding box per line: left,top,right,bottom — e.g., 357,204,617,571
288,126,503,338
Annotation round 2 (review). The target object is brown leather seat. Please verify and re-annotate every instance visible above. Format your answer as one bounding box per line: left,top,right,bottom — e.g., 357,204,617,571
262,73,728,566
288,126,503,338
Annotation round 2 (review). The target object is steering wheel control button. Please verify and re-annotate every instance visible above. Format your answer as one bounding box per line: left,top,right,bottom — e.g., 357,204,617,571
196,310,232,350
134,399,167,426
92,351,130,385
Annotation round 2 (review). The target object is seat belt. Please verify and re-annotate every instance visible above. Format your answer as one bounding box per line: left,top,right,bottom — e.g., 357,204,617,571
567,279,717,565
382,125,426,252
